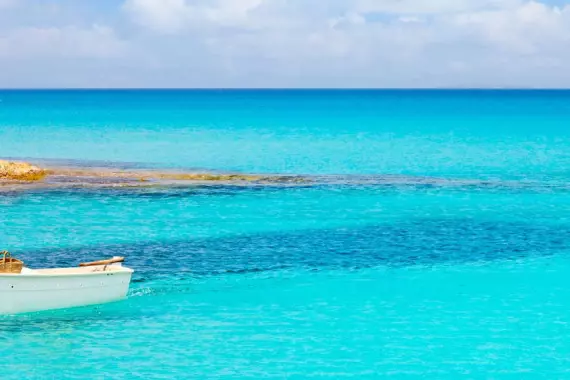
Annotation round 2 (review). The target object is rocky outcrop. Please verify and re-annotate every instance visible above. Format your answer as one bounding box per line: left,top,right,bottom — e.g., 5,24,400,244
0,160,47,181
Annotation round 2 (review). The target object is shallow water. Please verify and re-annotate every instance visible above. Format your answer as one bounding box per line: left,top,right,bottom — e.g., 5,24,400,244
2,90,570,179
2,90,570,378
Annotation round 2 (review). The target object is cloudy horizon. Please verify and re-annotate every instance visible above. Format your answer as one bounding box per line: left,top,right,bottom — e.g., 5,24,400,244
1,0,570,88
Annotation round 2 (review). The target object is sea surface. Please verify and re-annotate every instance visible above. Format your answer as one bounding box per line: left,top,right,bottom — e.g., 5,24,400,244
1,90,570,378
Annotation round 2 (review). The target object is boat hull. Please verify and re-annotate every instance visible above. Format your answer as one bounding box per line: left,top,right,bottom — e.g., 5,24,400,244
0,268,133,315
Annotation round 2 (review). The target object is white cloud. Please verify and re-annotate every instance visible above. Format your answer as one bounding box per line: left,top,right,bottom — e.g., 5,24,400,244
452,2,570,54
122,0,190,33
2,0,570,87
123,0,266,33
0,24,126,59
353,0,523,14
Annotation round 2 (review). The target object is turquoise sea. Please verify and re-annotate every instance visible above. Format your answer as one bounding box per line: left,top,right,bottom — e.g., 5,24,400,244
2,90,570,378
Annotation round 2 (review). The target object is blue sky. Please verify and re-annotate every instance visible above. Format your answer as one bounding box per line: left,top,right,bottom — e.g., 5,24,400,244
1,0,570,88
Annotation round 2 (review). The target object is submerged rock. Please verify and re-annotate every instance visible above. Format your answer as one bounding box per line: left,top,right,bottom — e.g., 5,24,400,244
157,173,265,181
0,160,47,181
0,159,309,190
48,167,307,184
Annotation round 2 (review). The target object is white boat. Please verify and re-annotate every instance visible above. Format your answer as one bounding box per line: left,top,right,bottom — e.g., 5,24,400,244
0,256,134,315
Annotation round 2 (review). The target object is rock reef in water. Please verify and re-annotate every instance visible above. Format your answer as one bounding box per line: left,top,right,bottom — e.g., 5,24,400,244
0,160,47,181
0,159,308,191
48,168,305,183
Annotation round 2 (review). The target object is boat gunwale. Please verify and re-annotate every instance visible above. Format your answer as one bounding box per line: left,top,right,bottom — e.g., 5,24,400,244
0,266,134,279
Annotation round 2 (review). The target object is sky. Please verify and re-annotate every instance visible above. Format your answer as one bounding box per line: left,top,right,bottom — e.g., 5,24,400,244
1,0,570,88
